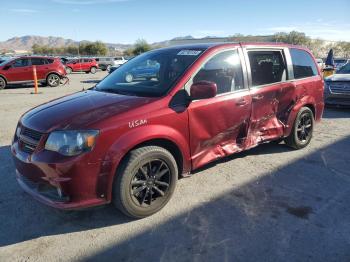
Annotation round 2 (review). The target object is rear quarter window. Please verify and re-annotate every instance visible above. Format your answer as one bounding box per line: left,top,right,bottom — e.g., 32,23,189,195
290,48,318,79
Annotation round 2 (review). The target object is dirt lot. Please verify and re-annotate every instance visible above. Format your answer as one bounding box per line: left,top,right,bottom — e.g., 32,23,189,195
0,72,350,262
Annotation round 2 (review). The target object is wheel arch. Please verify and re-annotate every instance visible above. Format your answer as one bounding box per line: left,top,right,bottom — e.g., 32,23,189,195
0,74,8,83
45,71,61,80
284,96,317,137
104,126,191,202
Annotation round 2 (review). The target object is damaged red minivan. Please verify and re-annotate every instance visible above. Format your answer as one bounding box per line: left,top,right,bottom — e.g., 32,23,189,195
11,43,324,218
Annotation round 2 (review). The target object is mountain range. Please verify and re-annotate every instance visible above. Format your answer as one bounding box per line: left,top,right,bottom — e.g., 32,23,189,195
0,34,278,53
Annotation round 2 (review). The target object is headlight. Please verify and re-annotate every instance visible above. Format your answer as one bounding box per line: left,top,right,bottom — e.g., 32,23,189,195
16,125,22,138
45,130,99,156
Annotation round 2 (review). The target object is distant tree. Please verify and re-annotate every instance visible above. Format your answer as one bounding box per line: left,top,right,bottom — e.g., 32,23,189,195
123,47,134,56
132,39,151,55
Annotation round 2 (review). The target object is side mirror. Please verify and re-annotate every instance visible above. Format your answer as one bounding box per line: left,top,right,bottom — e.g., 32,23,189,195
190,81,217,100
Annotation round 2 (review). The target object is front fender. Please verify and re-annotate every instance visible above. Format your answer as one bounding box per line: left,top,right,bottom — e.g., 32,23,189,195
104,124,191,201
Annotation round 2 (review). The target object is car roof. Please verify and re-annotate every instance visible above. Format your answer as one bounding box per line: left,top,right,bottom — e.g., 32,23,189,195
157,42,310,52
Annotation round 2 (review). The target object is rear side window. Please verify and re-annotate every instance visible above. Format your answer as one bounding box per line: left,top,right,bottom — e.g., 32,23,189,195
290,48,318,79
248,50,287,86
46,59,54,64
192,49,245,94
31,58,46,65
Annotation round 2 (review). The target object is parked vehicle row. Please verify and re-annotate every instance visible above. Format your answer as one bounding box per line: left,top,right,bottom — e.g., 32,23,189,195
0,56,66,89
11,43,324,218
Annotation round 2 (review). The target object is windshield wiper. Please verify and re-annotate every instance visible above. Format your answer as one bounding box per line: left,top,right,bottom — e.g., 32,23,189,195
95,88,137,96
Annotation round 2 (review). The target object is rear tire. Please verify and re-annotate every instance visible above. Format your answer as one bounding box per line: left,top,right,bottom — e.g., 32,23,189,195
65,67,72,74
90,67,97,74
285,107,314,149
0,77,6,90
46,73,60,87
113,146,178,219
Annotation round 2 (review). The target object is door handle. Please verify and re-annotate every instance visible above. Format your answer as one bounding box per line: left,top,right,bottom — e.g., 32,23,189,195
236,98,247,106
252,94,264,101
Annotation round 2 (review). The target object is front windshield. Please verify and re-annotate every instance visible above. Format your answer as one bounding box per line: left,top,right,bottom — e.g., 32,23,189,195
336,63,350,74
95,48,205,97
0,58,12,66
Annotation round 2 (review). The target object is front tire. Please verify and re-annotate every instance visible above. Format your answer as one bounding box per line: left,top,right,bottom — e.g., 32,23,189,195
46,73,60,87
65,67,72,74
0,77,6,90
285,107,314,149
113,146,178,219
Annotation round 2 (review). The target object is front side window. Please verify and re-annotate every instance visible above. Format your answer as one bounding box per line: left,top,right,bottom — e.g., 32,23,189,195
95,48,204,97
290,48,318,79
192,50,245,94
13,59,29,68
248,50,287,86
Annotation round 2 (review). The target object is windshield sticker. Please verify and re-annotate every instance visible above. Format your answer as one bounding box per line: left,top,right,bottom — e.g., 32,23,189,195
177,50,202,56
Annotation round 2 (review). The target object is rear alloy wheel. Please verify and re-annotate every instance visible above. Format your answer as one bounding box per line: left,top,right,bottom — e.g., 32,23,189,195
0,77,6,90
285,107,314,149
125,73,133,83
113,146,177,218
106,65,111,72
47,74,60,87
90,67,97,74
65,67,72,74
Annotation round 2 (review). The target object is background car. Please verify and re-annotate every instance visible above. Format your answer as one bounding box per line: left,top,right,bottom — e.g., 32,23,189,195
96,57,127,72
0,56,66,89
324,62,350,106
65,58,98,74
124,59,160,82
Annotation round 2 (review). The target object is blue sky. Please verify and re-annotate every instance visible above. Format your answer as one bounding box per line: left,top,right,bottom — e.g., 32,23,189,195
1,0,349,43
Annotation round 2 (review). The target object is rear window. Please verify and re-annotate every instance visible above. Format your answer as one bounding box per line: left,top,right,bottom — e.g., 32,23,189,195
290,48,318,79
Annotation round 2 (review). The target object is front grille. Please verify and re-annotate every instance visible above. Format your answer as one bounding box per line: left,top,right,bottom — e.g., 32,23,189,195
329,82,350,95
19,127,44,154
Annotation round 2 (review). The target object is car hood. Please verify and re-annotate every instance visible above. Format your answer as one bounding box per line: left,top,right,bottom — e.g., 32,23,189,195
21,90,156,132
325,74,350,82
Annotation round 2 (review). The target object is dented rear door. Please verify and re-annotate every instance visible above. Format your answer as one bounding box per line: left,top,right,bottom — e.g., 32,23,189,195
242,46,296,145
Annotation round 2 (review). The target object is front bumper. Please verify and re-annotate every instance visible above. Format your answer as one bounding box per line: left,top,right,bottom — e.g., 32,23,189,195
11,139,110,210
324,94,350,106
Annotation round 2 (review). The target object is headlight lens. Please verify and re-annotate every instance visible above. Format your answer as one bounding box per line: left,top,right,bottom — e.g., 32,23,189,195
45,130,99,156
16,125,22,138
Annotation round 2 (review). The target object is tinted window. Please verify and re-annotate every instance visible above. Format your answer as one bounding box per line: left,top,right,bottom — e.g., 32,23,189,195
83,59,90,63
31,58,46,65
13,59,29,68
96,48,204,97
290,48,318,79
46,59,54,64
248,50,287,86
192,50,244,94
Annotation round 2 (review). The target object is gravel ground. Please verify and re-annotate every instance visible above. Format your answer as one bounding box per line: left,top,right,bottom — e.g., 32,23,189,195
0,72,350,262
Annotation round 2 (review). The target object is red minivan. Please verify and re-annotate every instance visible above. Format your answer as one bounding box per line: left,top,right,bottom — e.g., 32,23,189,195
0,56,66,89
11,43,324,218
65,58,98,74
